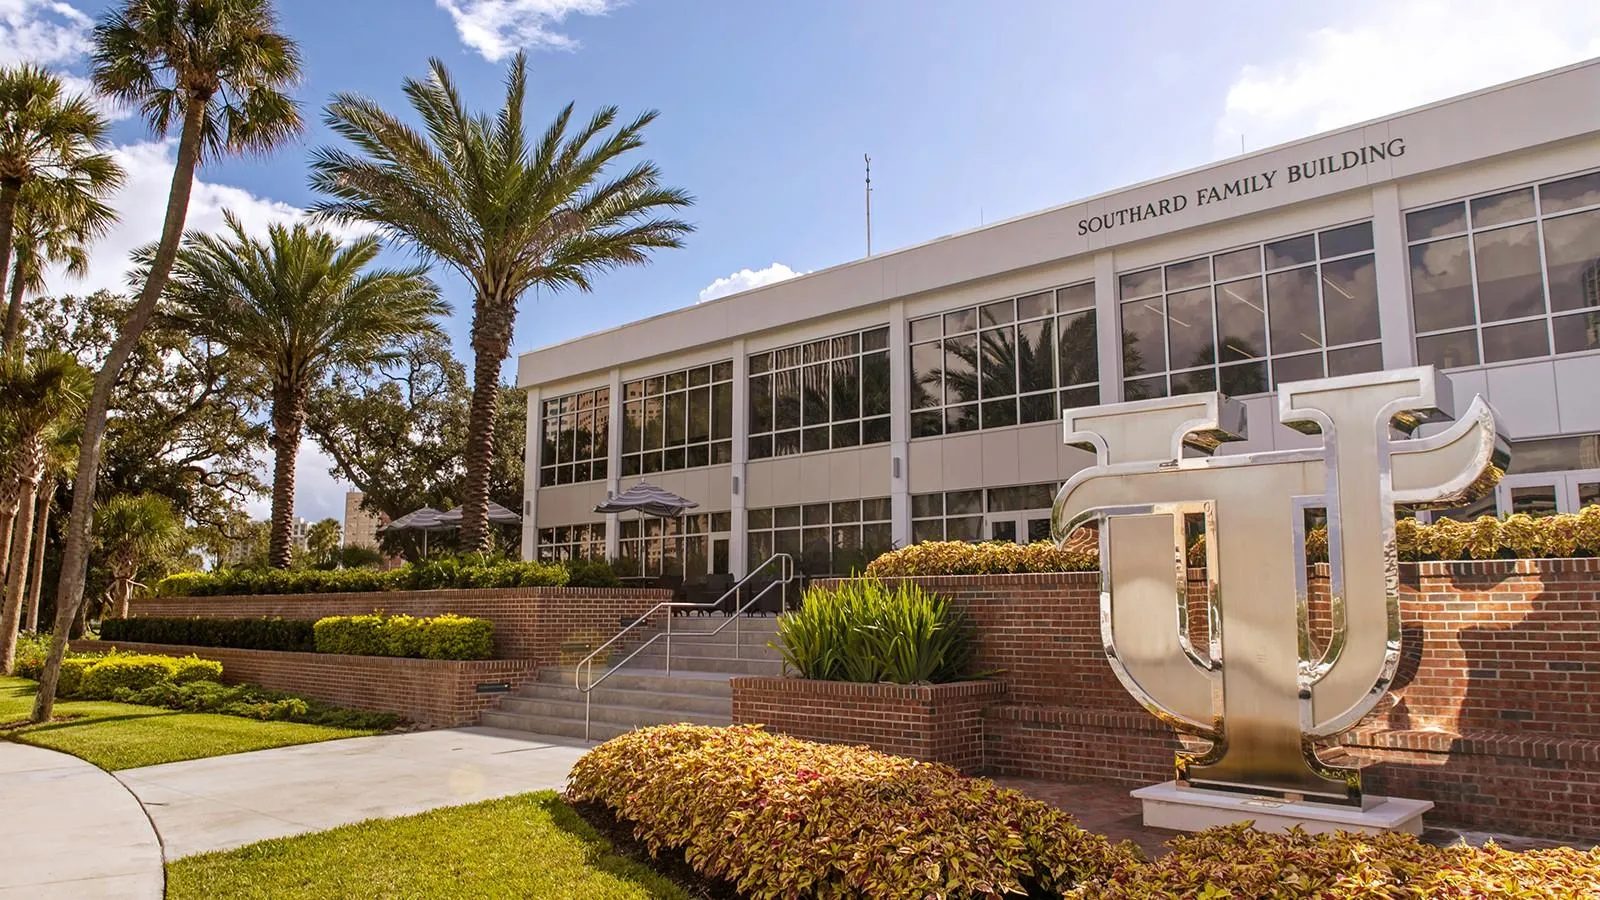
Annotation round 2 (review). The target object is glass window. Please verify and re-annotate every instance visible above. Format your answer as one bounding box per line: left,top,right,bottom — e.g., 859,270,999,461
1510,485,1558,517
539,387,610,487
1165,258,1210,291
1318,222,1374,258
749,327,893,457
1122,299,1166,376
1408,171,1600,368
1267,267,1322,353
1216,278,1266,361
620,363,732,475
537,522,607,563
911,281,1098,437
1265,234,1316,269
1120,268,1162,299
1213,247,1260,280
1166,287,1215,372
1580,481,1600,509
1320,255,1380,345
748,497,891,575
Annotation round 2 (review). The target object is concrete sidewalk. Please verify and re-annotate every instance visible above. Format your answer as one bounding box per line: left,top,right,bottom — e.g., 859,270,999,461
0,742,163,899
116,727,590,859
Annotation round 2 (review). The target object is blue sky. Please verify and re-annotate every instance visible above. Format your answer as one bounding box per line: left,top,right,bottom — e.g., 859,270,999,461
5,0,1599,521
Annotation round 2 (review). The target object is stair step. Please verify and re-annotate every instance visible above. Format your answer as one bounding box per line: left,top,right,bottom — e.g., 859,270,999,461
536,667,735,697
478,711,631,742
623,655,785,675
512,684,732,716
495,696,730,726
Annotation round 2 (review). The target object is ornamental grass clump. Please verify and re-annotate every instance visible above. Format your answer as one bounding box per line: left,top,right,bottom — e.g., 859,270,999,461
775,579,976,683
567,724,1140,899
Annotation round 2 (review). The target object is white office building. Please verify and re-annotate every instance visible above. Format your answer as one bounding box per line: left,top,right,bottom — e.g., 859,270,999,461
518,59,1600,579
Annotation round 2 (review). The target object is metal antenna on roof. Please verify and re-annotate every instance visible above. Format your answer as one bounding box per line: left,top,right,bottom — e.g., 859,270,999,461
864,154,873,257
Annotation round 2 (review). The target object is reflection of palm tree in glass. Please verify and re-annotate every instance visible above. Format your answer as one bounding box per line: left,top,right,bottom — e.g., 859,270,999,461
926,327,1054,404
1060,314,1101,386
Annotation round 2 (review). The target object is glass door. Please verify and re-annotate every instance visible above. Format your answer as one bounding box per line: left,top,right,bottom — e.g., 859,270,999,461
984,512,1053,544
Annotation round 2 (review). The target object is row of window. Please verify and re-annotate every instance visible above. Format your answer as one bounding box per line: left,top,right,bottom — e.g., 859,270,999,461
910,482,1058,544
909,284,1099,436
748,327,892,459
747,498,893,576
539,170,1600,477
615,512,733,578
1407,170,1600,369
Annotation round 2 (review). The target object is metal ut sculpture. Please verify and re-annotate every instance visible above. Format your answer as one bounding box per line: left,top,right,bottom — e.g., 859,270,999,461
1052,367,1507,806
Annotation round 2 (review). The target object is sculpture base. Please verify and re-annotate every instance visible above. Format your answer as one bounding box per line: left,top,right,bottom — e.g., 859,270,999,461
1132,781,1432,836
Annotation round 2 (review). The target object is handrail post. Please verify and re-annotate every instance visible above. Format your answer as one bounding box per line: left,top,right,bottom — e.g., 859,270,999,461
735,585,742,659
665,608,672,677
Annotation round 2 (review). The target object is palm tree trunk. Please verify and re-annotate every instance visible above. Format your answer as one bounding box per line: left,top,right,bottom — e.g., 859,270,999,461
33,98,206,724
267,382,305,569
460,299,514,553
0,176,19,355
0,472,38,672
2,257,25,351
24,485,48,632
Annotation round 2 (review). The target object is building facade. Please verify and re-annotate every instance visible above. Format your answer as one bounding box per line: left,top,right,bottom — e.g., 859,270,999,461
343,491,383,549
518,60,1600,579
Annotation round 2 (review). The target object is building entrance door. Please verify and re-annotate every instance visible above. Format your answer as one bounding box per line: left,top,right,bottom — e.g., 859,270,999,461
1495,470,1600,516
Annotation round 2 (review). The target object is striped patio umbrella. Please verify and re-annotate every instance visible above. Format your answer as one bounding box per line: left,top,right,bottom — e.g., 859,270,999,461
379,506,450,555
594,483,699,518
437,501,522,526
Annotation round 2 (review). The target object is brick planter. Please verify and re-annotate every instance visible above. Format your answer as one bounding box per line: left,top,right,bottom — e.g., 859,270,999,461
128,585,672,666
732,677,1005,771
78,640,538,727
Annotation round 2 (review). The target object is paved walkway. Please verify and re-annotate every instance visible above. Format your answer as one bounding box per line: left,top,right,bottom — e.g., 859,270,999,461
0,742,163,899
116,727,590,859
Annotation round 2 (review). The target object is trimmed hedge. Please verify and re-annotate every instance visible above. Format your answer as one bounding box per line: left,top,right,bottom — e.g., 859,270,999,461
152,556,589,597
571,725,1600,899
776,579,977,683
70,653,223,699
313,612,493,660
568,724,1139,898
867,508,1600,577
101,616,317,652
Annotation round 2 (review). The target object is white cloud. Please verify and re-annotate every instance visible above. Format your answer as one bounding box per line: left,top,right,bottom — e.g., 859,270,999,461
243,443,351,525
436,0,616,62
1214,0,1600,158
0,0,90,67
697,262,804,303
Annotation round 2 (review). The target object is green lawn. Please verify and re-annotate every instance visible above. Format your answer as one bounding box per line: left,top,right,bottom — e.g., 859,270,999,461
0,676,378,771
166,791,690,900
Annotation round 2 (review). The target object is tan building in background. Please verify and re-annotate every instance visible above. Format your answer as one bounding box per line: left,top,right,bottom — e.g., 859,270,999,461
518,59,1600,580
343,491,383,549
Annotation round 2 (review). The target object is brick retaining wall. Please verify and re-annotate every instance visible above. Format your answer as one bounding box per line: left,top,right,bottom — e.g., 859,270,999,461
807,559,1600,841
129,586,671,666
78,640,538,727
731,677,1005,772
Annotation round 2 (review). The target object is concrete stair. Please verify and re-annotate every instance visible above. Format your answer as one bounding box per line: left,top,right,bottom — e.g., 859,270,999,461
478,615,786,742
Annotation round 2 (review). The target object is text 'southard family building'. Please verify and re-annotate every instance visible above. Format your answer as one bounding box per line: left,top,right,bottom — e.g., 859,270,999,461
517,59,1600,580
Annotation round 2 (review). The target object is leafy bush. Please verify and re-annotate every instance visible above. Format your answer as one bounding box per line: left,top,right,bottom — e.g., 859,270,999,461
568,724,1140,899
563,558,621,588
10,632,52,679
100,616,317,652
776,579,977,683
113,680,398,730
866,540,1097,577
153,555,572,597
313,612,494,660
75,654,223,699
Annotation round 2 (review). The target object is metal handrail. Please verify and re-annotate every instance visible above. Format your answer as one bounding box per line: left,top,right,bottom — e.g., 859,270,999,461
575,553,796,740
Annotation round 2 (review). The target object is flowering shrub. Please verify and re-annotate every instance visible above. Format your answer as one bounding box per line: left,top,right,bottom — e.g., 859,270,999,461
567,724,1140,899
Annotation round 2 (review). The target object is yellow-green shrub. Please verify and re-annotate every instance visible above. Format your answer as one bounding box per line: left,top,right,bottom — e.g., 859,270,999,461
865,540,1097,577
1099,821,1600,898
567,724,1140,898
74,654,223,699
312,612,493,660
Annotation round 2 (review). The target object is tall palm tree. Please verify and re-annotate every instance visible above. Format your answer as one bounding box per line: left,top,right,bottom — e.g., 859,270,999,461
4,181,121,347
36,0,302,724
94,492,184,619
166,213,446,568
310,51,693,552
0,63,123,354
21,426,76,634
0,351,87,674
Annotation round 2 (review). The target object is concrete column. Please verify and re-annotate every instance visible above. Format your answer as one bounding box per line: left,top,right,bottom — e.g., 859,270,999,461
1371,183,1417,369
730,339,749,577
605,368,622,561
887,299,911,548
520,386,542,560
1093,251,1121,402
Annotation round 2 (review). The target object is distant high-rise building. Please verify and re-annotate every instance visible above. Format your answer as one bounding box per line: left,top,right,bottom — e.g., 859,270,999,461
344,491,383,548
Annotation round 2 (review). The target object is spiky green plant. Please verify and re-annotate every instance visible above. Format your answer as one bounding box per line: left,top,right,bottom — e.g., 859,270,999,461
774,579,976,684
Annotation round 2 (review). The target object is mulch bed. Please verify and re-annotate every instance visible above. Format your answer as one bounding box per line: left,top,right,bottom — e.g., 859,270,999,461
569,798,744,899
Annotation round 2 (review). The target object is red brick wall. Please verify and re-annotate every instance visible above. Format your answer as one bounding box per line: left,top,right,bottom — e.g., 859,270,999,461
79,640,538,727
731,677,1005,772
812,559,1600,841
129,586,671,666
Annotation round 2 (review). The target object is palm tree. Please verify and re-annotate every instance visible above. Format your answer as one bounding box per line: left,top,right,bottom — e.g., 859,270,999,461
0,64,124,354
94,493,184,619
310,51,693,552
0,351,87,674
36,0,302,724
4,181,121,347
165,214,446,568
20,427,76,634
